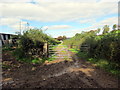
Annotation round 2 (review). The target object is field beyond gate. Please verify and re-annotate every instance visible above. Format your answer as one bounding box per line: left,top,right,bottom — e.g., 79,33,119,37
48,44,72,59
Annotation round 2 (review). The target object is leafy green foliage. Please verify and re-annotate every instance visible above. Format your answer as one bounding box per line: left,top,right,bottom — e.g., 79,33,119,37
63,24,120,76
102,25,110,34
64,25,120,63
113,24,117,30
2,46,13,51
68,48,79,53
13,29,59,63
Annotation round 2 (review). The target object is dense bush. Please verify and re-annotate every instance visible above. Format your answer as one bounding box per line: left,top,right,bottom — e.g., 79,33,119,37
63,25,120,65
14,29,59,62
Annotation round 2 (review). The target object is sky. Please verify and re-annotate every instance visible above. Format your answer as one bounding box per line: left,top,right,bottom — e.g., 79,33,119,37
0,0,119,38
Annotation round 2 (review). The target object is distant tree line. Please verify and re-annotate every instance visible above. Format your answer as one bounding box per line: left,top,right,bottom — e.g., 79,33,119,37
56,35,67,41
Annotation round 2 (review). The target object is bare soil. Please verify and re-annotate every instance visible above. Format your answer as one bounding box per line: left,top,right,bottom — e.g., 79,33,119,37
2,45,119,89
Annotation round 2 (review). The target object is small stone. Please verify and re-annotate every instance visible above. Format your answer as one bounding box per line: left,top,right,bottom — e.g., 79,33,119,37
3,78,14,85
45,61,49,63
17,66,20,68
16,79,19,81
32,67,36,71
4,78,12,82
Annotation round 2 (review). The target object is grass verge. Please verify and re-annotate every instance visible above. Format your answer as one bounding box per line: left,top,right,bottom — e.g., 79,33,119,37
69,48,120,77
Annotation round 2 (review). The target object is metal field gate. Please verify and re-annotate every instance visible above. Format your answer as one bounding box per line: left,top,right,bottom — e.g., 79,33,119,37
48,44,90,59
48,45,72,59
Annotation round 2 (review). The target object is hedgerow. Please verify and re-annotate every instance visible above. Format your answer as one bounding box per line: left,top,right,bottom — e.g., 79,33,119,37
13,29,59,63
63,25,120,66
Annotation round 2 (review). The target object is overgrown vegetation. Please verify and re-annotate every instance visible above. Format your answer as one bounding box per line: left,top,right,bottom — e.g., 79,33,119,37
2,46,13,51
13,29,59,64
63,24,120,76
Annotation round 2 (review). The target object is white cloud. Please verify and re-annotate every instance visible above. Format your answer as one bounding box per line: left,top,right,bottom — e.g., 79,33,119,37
35,0,119,3
0,0,32,3
0,17,29,32
0,0,98,3
99,0,119,2
89,17,117,30
0,2,117,22
43,25,72,30
0,1,118,35
79,18,96,24
35,0,97,3
0,0,119,3
0,18,20,26
61,17,117,37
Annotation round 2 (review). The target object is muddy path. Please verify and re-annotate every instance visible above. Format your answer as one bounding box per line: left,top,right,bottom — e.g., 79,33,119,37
2,45,118,88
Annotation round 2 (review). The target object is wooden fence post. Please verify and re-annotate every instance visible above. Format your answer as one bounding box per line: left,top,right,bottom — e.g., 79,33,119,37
43,42,49,57
47,43,49,57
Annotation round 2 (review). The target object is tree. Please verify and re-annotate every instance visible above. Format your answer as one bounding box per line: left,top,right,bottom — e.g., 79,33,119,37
63,35,67,40
57,36,63,41
103,25,110,34
97,28,101,34
75,33,80,36
113,24,117,30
